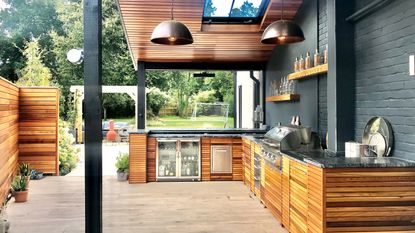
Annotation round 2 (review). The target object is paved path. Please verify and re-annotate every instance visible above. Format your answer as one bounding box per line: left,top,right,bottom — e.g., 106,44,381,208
67,142,129,177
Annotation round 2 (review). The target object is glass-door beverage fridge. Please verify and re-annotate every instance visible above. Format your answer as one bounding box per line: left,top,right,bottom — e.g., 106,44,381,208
156,138,200,181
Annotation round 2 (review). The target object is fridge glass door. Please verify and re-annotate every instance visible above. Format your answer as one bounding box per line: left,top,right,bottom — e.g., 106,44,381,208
179,140,200,178
157,140,178,178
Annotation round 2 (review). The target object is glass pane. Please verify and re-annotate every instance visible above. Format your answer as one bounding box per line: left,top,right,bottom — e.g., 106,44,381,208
158,141,177,177
230,0,263,17
180,141,200,177
204,0,233,17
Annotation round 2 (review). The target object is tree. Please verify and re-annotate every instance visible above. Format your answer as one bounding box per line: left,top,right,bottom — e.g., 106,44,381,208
204,71,234,101
231,1,259,17
51,0,136,119
166,71,199,118
15,38,53,86
147,88,169,116
204,0,217,16
0,0,63,81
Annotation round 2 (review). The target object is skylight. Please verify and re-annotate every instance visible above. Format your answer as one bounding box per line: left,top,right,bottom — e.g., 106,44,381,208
203,0,270,24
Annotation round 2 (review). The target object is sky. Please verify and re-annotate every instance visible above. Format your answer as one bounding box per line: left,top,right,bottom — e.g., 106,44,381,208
210,0,262,16
0,0,8,10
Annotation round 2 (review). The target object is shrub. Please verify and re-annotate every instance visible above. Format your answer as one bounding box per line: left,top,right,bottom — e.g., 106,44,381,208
11,176,28,192
224,92,234,116
193,90,218,103
18,163,32,177
147,88,169,116
59,119,80,175
115,153,129,173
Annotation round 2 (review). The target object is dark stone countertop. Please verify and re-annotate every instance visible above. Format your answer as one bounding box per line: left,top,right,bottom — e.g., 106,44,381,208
282,150,415,168
241,135,264,144
130,129,267,138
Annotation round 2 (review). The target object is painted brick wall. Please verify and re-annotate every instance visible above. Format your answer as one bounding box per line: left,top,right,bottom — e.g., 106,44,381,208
318,0,327,140
354,0,415,160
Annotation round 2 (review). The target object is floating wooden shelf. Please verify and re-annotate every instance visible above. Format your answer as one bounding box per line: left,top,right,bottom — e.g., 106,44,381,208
266,94,300,102
288,63,328,80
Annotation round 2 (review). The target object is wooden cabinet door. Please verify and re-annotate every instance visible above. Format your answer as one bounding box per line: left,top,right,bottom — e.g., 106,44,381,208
289,160,308,233
282,157,290,228
264,162,283,221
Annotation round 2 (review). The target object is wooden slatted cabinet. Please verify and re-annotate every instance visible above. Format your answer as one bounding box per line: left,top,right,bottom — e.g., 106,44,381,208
263,161,283,222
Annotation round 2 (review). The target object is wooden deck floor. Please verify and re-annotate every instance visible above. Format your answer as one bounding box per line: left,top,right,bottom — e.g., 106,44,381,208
8,177,288,233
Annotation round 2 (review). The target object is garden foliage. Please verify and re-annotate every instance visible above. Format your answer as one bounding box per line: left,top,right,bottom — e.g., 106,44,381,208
58,119,80,175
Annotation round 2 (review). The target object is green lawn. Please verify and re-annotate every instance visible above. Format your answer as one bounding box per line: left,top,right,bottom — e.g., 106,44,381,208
108,116,234,129
148,115,234,129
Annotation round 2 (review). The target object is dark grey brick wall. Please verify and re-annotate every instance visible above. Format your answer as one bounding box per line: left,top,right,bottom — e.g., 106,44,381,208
318,0,328,140
354,0,415,160
265,0,319,130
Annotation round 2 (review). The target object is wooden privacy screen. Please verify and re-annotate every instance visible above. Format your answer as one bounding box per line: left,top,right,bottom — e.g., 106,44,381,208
129,134,147,183
0,78,19,204
18,87,59,175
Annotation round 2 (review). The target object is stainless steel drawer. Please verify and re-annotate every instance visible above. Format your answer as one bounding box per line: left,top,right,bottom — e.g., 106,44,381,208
211,145,232,173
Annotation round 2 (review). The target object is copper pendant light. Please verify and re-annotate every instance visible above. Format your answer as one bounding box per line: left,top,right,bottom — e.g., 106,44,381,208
151,0,193,45
261,0,305,44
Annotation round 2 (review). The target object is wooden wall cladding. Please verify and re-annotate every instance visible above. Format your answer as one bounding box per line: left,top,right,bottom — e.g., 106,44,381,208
232,138,242,181
324,168,415,233
201,137,211,181
129,134,147,183
18,87,59,175
242,138,251,188
146,137,156,182
0,78,19,204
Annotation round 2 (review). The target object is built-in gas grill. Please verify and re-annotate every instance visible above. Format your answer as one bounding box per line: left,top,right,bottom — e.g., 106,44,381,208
258,125,320,172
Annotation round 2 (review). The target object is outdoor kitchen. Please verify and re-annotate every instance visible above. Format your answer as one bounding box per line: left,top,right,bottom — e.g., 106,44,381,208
1,0,415,232
122,0,415,232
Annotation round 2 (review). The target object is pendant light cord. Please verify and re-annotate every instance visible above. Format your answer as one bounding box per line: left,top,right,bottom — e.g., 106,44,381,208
171,0,174,20
281,0,284,20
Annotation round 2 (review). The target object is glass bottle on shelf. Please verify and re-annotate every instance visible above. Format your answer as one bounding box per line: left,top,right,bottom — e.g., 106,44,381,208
324,44,328,64
305,52,311,69
274,80,280,96
299,55,305,71
294,57,299,72
314,49,320,66
289,80,296,94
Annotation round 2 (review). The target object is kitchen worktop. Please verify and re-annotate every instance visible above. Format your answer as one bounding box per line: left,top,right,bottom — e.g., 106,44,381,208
241,136,415,169
130,128,267,138
282,150,415,168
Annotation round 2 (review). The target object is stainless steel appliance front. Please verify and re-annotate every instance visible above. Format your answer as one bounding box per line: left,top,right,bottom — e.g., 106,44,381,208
156,138,201,181
211,145,232,174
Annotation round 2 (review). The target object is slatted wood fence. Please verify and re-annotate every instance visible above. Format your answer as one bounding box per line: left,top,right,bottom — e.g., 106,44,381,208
0,78,19,204
18,87,59,175
0,77,59,204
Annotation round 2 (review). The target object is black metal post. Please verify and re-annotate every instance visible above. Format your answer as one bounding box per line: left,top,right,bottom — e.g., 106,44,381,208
249,71,260,128
327,0,355,152
238,85,243,128
233,72,237,128
137,62,146,129
84,0,102,232
261,70,266,125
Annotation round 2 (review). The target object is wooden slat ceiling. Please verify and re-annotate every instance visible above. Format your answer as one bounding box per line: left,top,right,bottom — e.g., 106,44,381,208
118,0,302,65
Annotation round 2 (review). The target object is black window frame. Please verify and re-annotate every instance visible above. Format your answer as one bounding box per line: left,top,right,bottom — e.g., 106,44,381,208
202,0,270,24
